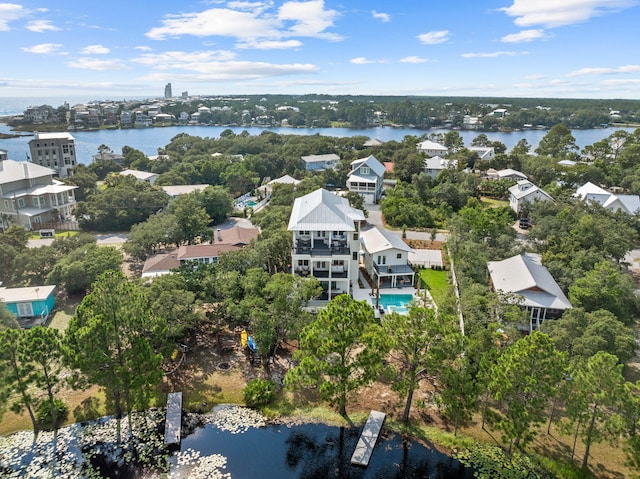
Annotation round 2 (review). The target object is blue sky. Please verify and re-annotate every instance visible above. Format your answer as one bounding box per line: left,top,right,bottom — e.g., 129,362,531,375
1,0,639,99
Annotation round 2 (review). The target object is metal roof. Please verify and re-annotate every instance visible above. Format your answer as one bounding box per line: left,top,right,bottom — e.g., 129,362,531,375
488,253,571,310
288,188,365,231
360,226,413,254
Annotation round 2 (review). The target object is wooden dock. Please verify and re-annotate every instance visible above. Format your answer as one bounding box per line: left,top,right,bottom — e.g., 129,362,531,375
164,392,182,446
350,410,386,467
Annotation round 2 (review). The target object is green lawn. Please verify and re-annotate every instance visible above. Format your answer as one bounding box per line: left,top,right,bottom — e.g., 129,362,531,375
28,230,79,240
418,269,449,307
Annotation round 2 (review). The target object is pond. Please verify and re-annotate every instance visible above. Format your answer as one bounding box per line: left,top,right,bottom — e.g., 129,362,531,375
0,406,473,478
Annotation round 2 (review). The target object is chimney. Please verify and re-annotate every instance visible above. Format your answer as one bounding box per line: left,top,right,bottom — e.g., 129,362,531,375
217,228,223,242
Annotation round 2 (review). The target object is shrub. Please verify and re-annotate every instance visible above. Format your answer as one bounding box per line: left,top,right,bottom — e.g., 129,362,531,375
35,399,69,430
243,378,276,408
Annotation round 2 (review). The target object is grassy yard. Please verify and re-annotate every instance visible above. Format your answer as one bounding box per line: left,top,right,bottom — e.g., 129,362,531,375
28,230,79,240
418,268,449,307
480,196,509,208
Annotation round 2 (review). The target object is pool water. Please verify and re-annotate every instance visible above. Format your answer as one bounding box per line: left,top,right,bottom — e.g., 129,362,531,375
378,294,414,308
245,200,257,207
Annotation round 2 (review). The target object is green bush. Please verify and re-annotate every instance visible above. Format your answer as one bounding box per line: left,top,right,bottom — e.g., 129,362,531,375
243,378,276,408
35,398,69,430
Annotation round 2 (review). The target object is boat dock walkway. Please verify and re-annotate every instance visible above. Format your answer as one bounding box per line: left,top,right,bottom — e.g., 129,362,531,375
350,410,386,467
164,392,183,446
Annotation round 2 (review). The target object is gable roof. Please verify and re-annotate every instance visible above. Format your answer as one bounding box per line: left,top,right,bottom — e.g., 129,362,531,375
288,188,365,231
508,180,553,201
300,153,340,164
496,168,527,180
142,251,180,277
575,182,640,215
161,184,210,197
120,169,158,181
360,226,413,254
363,138,383,147
417,140,448,151
488,253,571,310
213,225,260,246
177,243,242,260
0,160,55,184
350,155,385,177
425,156,457,170
266,174,301,186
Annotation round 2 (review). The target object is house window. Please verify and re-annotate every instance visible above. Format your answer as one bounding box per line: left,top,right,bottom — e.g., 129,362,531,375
3,200,8,209
298,259,309,266
377,255,386,265
353,233,358,240
17,303,34,317
361,166,370,175
397,253,402,259
17,198,25,208
352,252,358,261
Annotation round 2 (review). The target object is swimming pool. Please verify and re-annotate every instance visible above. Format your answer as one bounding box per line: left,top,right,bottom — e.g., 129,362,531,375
375,293,414,315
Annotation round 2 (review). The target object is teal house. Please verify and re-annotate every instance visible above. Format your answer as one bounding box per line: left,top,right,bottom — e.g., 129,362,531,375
0,285,56,327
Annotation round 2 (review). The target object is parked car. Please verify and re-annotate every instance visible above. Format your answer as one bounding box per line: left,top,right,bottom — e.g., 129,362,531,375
519,218,530,229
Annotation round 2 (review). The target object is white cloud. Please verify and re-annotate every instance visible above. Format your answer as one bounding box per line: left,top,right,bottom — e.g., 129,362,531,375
145,1,341,44
372,10,390,22
142,61,318,81
132,50,237,68
501,29,547,43
417,30,449,45
26,19,61,32
462,51,528,58
567,65,640,76
400,56,427,63
601,78,640,86
350,57,387,64
278,0,341,40
236,39,303,49
81,44,110,55
0,3,26,30
21,43,63,54
135,46,153,51
499,0,635,28
524,74,546,80
66,57,129,71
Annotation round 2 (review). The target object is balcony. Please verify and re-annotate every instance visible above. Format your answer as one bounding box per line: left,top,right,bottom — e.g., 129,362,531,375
294,239,350,256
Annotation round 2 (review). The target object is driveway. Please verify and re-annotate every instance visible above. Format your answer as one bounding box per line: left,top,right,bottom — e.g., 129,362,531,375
365,204,449,242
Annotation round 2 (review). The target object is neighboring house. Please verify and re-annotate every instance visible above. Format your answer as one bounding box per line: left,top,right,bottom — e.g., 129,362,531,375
0,148,7,162
346,155,385,204
259,175,301,198
28,132,77,178
141,225,259,277
134,112,153,128
288,188,366,301
558,159,577,167
508,180,553,213
120,111,132,127
360,226,415,289
301,153,340,171
575,182,640,215
120,169,159,184
462,115,481,129
0,285,56,327
488,253,571,330
417,140,448,158
424,156,458,179
92,152,123,163
161,184,211,198
468,146,495,162
487,168,528,181
363,138,383,147
0,160,77,230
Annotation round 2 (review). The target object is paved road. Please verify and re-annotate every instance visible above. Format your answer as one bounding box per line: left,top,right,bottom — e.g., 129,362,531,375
365,204,449,242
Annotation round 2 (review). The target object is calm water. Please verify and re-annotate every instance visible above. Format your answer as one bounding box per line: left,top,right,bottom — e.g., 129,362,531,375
0,122,636,165
170,422,472,479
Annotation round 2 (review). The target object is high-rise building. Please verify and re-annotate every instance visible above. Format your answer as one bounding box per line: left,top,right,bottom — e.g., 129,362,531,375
164,83,172,99
28,132,77,178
